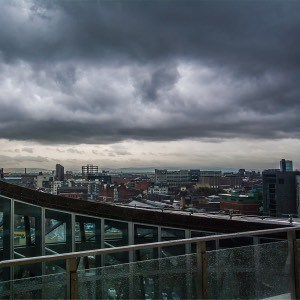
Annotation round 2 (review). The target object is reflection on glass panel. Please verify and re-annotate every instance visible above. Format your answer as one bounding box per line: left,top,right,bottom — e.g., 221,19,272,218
75,215,101,252
0,212,3,250
0,272,66,299
75,222,96,242
161,228,185,257
45,259,66,276
0,197,12,282
45,209,72,255
104,219,128,265
78,266,130,300
207,241,291,299
14,262,43,281
134,224,158,261
46,219,66,243
104,220,128,247
75,216,101,270
14,215,29,246
219,236,254,249
78,254,198,300
13,202,42,279
191,231,217,252
161,228,185,241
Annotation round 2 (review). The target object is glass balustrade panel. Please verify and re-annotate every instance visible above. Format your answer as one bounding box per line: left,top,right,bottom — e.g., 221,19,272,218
207,240,292,299
0,272,66,299
78,253,199,299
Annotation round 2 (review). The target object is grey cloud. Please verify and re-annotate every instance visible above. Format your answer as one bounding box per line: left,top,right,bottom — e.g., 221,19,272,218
66,148,85,154
0,1,299,145
49,64,77,94
109,145,132,156
3,149,21,153
0,1,299,72
1,113,299,144
22,147,34,153
134,65,179,102
0,154,49,165
56,148,65,153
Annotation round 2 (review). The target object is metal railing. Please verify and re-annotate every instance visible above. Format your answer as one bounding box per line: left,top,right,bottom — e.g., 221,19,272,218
1,226,300,299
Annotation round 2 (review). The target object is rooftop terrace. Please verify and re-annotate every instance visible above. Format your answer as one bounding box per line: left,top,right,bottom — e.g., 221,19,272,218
0,181,299,299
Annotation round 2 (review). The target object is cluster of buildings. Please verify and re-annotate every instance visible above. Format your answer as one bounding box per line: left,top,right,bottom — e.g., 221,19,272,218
262,159,300,217
1,159,299,218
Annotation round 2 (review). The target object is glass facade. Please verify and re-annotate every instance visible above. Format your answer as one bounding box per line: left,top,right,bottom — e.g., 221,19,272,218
104,219,129,265
161,227,185,257
134,224,158,261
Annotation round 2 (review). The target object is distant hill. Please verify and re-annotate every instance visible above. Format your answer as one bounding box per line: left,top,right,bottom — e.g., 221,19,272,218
4,168,52,174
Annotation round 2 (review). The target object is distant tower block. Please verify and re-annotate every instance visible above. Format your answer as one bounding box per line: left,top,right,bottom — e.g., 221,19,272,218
82,164,98,178
0,168,3,179
56,164,65,181
280,159,293,172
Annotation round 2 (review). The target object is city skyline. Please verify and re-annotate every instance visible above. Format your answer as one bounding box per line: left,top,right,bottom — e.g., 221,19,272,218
0,1,300,170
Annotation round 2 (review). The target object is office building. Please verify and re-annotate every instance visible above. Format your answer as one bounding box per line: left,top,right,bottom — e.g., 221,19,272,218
55,164,64,181
280,159,293,172
82,164,111,183
155,169,190,187
296,175,300,217
35,173,54,191
82,164,98,177
262,169,299,217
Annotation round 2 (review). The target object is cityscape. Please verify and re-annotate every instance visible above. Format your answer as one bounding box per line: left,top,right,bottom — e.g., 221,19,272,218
1,0,300,299
1,158,300,219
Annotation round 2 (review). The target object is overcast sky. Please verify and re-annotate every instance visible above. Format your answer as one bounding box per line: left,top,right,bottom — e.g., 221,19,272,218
0,0,300,171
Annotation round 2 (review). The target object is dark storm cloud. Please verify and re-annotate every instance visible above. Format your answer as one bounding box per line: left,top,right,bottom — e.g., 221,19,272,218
1,1,299,72
0,0,300,144
134,64,180,102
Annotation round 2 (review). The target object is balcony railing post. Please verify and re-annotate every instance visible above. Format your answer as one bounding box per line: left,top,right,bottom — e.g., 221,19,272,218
196,241,208,299
66,257,78,300
128,221,134,299
253,236,261,299
288,230,300,300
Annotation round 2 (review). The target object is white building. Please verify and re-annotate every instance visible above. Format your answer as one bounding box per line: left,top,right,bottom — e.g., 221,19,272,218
154,169,190,187
51,181,63,195
148,185,169,195
35,174,54,190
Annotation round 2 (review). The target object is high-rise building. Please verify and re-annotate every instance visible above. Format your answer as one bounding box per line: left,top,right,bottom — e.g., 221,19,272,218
55,164,64,181
280,159,293,172
262,169,299,217
296,175,300,217
0,168,4,179
82,164,111,183
82,164,98,178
